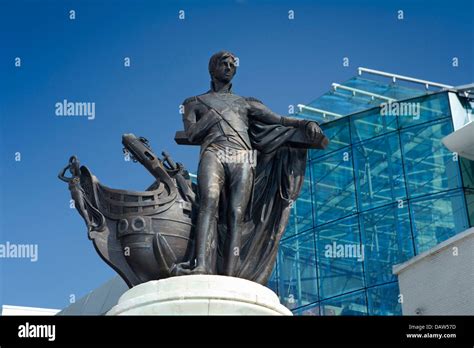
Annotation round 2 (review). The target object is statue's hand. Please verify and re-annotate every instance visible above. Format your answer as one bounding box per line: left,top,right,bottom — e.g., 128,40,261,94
305,122,322,142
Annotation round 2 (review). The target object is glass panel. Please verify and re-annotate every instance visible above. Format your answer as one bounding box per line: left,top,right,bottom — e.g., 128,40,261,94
401,118,461,198
297,109,340,124
316,216,365,299
320,290,368,316
310,117,351,160
398,92,450,128
312,148,356,225
465,189,474,228
367,282,402,315
284,165,313,239
360,203,414,286
343,77,426,101
354,133,406,211
305,89,380,119
300,77,430,125
293,303,321,316
351,106,398,143
267,264,279,296
278,231,318,309
460,157,474,189
410,189,469,253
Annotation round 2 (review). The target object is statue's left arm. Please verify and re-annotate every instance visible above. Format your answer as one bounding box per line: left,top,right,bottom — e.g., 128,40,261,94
246,97,322,140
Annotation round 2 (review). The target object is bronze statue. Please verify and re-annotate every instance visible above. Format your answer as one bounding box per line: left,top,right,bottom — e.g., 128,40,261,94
179,51,323,277
58,156,104,233
60,51,328,288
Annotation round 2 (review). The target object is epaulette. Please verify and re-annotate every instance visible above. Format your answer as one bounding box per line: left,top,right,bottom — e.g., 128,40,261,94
182,96,197,105
244,96,263,104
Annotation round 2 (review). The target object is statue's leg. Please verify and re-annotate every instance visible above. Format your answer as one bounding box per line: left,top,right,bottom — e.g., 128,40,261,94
193,150,225,274
224,159,254,276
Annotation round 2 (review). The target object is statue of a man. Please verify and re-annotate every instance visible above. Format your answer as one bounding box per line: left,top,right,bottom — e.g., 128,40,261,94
182,51,321,276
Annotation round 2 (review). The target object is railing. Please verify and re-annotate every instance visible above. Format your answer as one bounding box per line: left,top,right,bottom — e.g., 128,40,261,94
358,67,453,90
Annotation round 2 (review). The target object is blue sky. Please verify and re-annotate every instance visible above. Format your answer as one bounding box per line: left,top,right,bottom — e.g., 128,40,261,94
0,0,472,309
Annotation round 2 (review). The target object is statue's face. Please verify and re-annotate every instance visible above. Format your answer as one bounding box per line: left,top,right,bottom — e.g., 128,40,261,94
212,56,236,83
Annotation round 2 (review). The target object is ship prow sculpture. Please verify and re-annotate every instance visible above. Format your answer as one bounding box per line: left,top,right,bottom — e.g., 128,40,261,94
60,51,329,289
59,134,197,287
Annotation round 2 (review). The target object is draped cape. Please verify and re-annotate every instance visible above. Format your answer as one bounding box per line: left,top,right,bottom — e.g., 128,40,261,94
213,121,308,285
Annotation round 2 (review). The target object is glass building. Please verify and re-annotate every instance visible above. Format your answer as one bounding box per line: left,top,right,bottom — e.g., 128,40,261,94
269,68,474,316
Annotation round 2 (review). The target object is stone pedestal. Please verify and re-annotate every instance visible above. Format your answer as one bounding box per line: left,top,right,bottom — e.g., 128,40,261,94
107,275,292,315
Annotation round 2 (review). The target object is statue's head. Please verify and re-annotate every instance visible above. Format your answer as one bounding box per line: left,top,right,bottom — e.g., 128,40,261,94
69,155,80,176
208,51,237,85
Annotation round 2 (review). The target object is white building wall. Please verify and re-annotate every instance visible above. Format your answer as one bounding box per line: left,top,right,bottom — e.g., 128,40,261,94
393,228,474,315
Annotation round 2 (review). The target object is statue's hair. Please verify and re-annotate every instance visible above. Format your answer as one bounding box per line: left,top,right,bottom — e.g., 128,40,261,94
208,51,236,77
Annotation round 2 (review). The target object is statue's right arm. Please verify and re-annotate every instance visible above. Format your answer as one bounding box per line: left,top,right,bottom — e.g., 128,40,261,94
182,98,220,143
58,165,70,182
